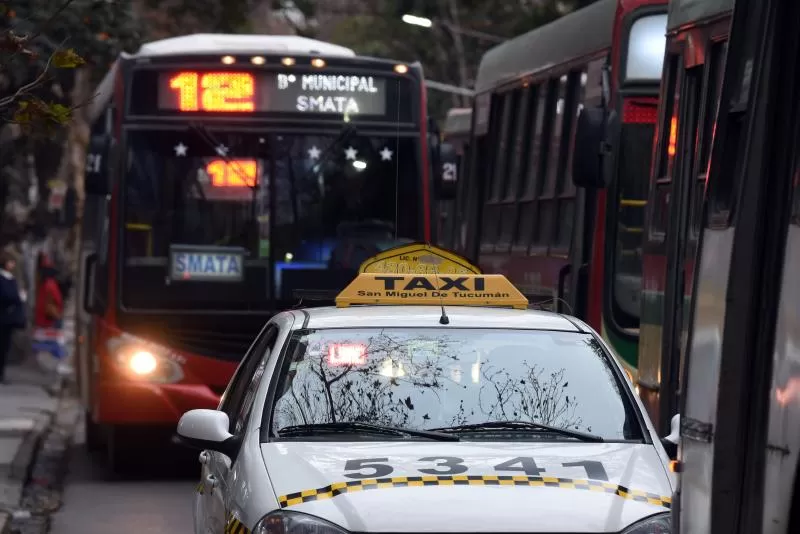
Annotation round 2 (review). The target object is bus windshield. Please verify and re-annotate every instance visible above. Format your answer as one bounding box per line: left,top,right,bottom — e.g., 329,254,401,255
121,128,421,311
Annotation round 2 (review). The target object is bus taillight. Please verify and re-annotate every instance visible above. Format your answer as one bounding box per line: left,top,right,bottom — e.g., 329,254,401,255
668,116,678,156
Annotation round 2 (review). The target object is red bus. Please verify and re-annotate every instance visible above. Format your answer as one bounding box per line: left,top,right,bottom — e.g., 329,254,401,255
76,34,436,471
638,0,732,432
451,0,668,382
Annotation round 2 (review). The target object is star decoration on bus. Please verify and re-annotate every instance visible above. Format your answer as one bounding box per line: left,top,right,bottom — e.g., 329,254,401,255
344,146,357,160
216,144,229,156
380,147,393,161
308,146,321,160
174,142,188,156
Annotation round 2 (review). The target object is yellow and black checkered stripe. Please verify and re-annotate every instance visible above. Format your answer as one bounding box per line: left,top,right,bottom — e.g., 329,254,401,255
225,511,251,534
278,475,672,509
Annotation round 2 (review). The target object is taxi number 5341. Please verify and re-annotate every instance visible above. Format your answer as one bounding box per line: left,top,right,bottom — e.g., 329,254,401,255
343,456,609,481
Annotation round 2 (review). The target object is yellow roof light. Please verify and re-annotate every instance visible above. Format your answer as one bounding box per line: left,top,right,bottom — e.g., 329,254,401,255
221,55,236,64
311,58,326,68
394,64,409,74
282,57,296,66
335,273,528,310
358,243,481,275
251,56,266,65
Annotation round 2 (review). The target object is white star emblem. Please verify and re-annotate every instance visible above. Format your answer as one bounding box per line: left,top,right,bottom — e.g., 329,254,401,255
308,146,321,160
216,144,229,156
174,142,188,156
380,146,393,161
344,146,357,160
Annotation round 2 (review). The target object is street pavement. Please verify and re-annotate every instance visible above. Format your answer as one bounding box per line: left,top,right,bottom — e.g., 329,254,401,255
48,415,196,534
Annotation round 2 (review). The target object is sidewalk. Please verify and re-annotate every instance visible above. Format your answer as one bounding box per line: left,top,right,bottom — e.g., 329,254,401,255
0,296,74,533
0,362,62,533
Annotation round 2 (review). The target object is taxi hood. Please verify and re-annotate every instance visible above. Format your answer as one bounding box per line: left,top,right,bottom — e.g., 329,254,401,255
261,441,673,533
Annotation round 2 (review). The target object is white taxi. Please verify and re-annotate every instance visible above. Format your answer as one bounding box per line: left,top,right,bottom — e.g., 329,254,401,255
177,246,678,534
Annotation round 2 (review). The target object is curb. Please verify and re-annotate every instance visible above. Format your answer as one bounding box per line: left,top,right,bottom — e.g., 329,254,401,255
0,383,64,534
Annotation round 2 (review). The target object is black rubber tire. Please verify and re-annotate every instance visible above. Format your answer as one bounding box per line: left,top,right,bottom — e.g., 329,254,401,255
84,410,103,452
106,425,137,476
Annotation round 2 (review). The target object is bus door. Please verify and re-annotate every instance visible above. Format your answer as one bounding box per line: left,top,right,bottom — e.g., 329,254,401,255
658,41,726,431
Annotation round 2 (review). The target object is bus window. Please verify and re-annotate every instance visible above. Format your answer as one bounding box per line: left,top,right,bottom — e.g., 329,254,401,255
492,89,519,200
480,94,507,252
498,87,534,249
531,79,559,250
513,84,543,252
691,42,726,238
649,55,681,242
553,71,582,252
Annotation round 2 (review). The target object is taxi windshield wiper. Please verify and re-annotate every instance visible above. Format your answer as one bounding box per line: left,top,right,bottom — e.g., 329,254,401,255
276,422,460,441
428,421,603,442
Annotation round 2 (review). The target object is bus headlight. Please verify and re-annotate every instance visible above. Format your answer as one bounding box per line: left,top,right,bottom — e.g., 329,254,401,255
107,334,184,383
128,350,158,375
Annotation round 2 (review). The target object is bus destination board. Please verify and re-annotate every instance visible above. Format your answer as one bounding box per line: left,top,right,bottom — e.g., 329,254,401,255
155,71,388,115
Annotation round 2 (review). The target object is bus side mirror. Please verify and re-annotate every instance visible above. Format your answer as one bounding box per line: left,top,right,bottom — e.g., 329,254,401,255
82,252,100,315
572,106,617,188
437,142,458,199
85,136,115,196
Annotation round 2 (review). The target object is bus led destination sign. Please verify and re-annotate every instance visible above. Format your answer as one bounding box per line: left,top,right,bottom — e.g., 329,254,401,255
154,71,388,115
272,73,387,115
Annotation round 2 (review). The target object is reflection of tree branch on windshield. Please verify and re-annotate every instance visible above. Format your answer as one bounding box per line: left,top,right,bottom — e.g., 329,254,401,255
275,331,456,429
479,363,585,432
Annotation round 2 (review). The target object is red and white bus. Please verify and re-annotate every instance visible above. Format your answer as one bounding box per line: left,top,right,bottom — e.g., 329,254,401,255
451,0,668,384
76,33,437,471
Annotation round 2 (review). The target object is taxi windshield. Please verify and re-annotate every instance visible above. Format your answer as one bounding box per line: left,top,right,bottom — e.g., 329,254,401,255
269,328,643,442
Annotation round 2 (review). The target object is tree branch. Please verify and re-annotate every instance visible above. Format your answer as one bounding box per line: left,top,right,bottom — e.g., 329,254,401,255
0,53,54,109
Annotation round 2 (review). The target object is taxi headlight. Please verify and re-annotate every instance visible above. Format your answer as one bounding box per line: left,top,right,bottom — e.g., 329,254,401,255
107,335,184,384
254,511,349,534
621,512,671,533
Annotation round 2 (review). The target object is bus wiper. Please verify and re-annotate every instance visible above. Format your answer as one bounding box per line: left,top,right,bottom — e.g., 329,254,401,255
277,421,460,441
427,421,604,442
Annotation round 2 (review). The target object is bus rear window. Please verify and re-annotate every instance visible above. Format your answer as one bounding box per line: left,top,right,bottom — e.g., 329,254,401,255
624,13,668,83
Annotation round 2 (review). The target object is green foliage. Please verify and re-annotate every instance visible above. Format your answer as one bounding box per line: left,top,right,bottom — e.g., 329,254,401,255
0,0,141,133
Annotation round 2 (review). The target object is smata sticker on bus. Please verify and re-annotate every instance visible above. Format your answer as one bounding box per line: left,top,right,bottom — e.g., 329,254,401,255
169,245,245,282
358,243,481,275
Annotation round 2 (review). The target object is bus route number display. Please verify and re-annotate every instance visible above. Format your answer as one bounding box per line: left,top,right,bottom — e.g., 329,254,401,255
157,71,387,115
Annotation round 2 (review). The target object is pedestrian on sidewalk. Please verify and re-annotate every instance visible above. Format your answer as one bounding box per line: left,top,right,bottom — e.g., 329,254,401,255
0,249,27,383
32,254,66,372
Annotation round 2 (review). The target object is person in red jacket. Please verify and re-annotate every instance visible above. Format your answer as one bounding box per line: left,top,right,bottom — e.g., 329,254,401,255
34,254,63,332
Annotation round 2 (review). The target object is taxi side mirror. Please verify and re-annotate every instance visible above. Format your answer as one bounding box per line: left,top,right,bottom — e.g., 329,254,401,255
176,409,237,457
660,413,680,459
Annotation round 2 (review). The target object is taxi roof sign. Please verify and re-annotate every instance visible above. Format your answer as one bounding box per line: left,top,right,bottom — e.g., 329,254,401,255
358,243,481,275
335,273,529,310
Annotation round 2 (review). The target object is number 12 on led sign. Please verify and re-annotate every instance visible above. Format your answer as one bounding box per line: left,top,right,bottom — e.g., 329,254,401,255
169,72,255,112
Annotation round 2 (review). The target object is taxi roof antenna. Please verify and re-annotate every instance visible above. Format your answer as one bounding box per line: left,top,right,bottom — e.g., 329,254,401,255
428,246,449,325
